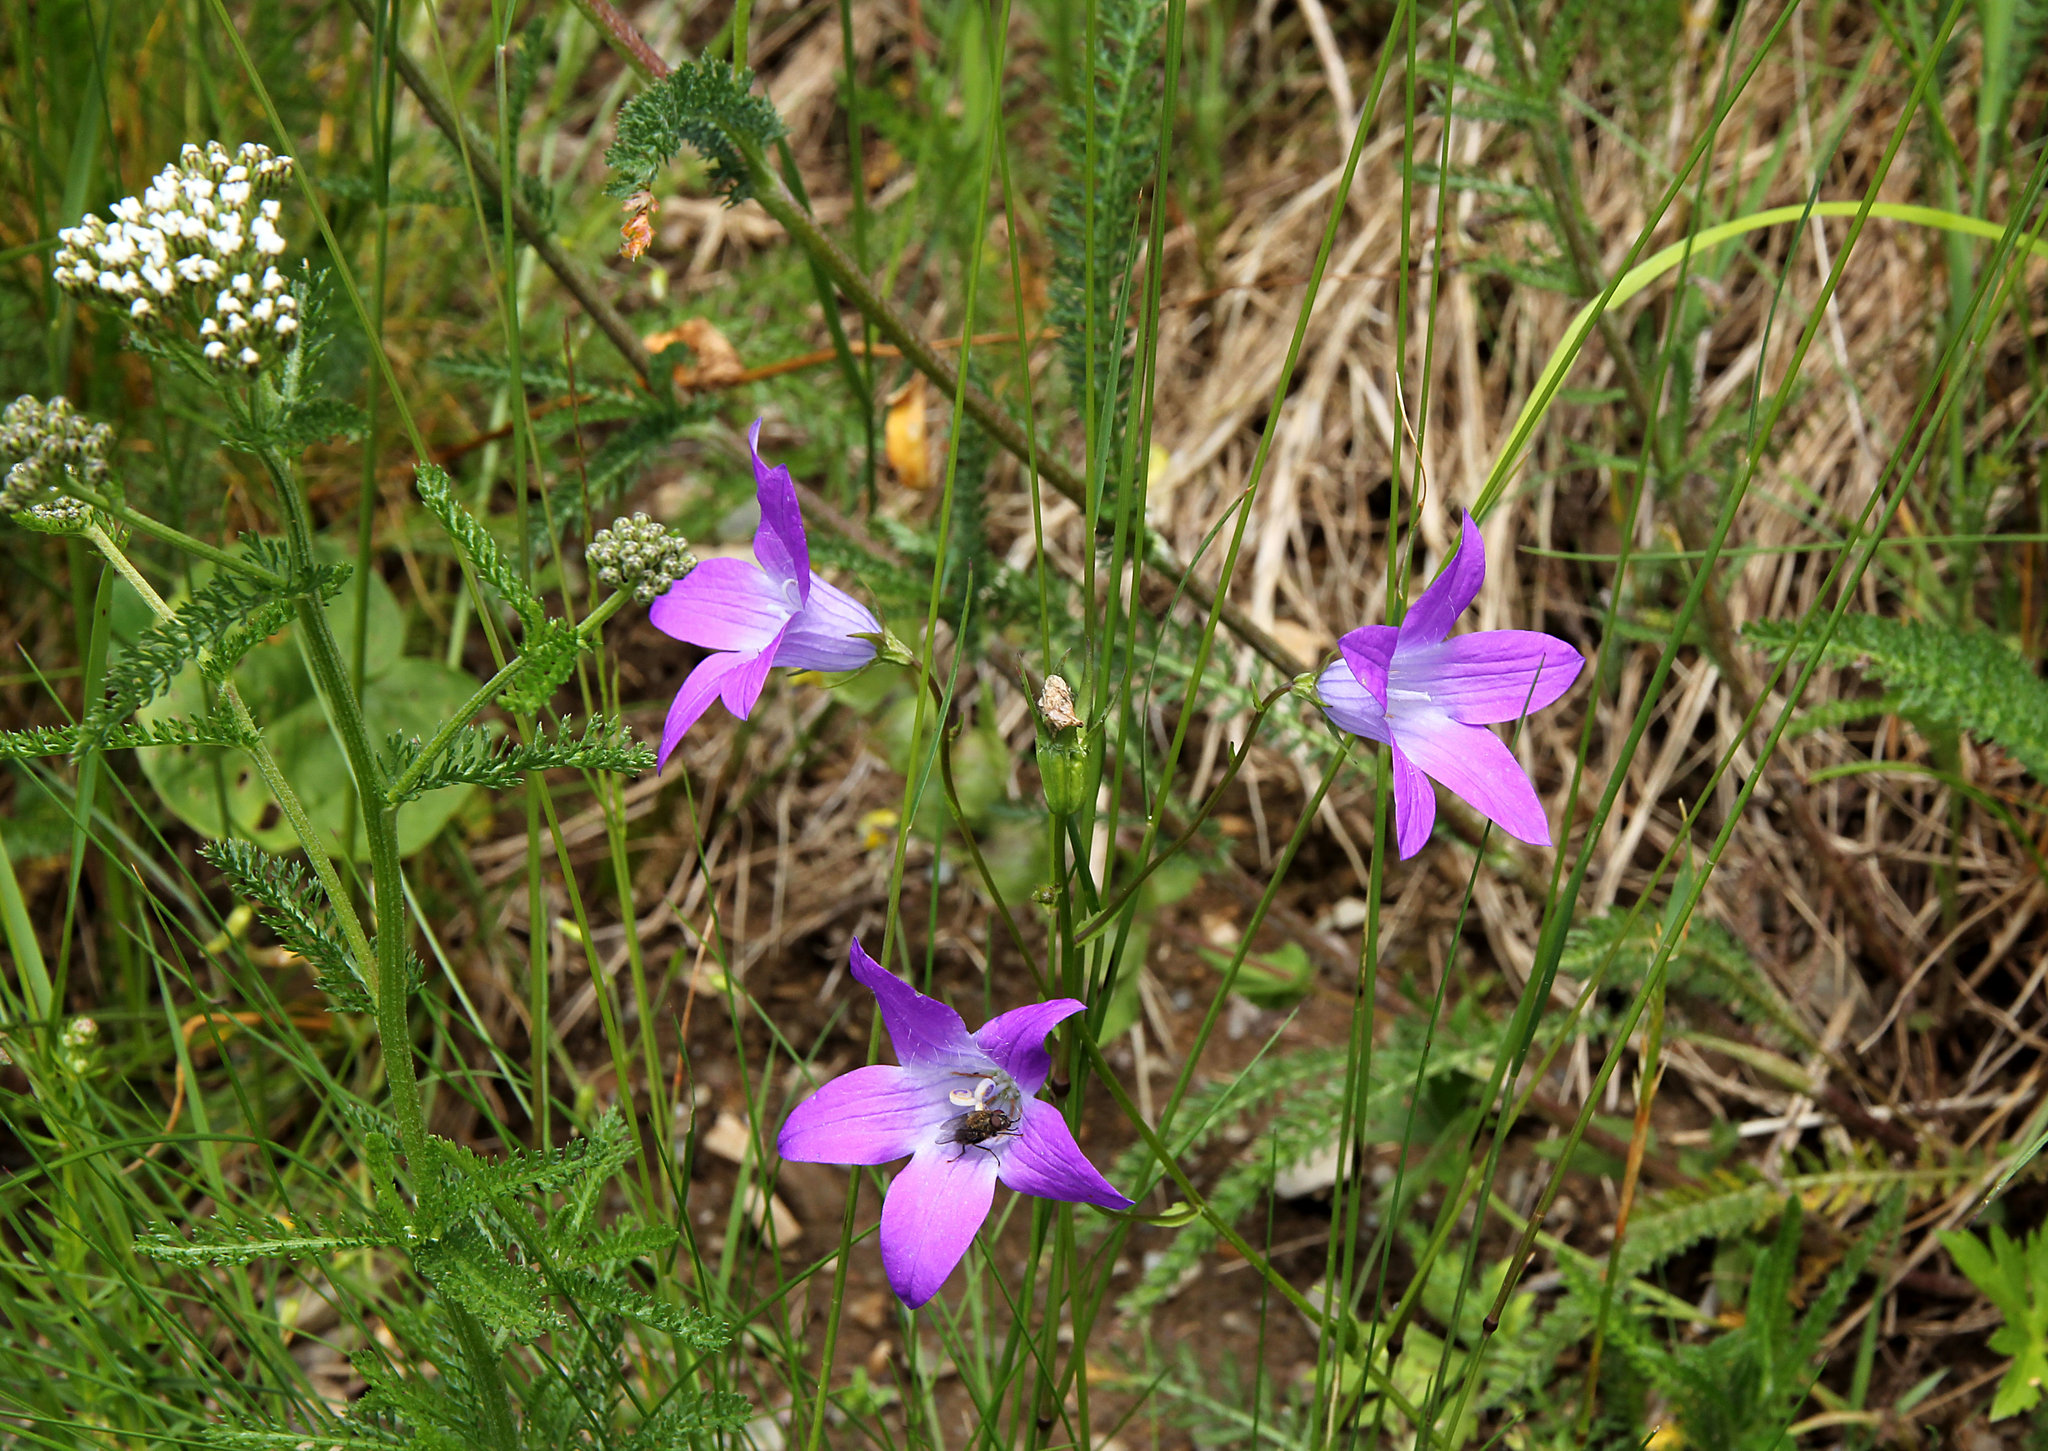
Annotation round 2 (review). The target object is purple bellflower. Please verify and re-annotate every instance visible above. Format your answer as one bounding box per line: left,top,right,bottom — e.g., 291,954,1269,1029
649,421,887,768
778,939,1134,1308
1315,510,1584,860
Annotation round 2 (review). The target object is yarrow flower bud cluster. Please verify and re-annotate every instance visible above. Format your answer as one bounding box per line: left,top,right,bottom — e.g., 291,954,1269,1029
0,395,113,533
59,1016,101,1077
54,141,300,373
586,513,696,603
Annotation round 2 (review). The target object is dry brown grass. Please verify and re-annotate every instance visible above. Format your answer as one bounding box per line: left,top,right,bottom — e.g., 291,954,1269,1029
520,0,2048,1433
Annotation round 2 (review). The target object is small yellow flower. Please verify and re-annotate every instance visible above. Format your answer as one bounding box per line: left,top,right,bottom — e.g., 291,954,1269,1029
859,808,900,850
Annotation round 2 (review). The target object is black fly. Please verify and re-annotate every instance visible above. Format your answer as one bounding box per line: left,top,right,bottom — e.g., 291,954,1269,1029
945,1076,1019,1159
947,1105,1019,1159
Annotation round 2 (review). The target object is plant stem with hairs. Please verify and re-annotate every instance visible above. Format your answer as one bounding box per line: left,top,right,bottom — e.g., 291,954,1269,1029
76,520,380,1007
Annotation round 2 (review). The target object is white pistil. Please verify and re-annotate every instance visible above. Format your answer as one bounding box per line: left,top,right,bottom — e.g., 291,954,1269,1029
947,1075,1009,1111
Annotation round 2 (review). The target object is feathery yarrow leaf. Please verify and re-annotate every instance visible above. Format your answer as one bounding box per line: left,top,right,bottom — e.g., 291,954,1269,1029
621,1393,757,1447
1048,0,1162,458
604,58,785,203
414,1110,638,1236
571,1223,682,1268
0,714,252,759
414,463,543,631
553,397,714,538
413,1231,560,1340
138,1211,399,1265
221,394,369,454
198,838,396,1013
384,716,653,800
496,618,582,716
196,1435,406,1451
1747,613,2048,778
88,537,345,737
555,1270,729,1349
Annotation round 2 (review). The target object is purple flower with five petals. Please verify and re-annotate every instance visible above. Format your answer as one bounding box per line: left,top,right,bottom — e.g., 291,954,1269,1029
778,939,1134,1308
1315,510,1584,860
649,421,885,768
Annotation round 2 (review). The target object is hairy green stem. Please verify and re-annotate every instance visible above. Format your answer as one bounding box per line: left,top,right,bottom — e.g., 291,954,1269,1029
249,436,427,1163
64,484,285,587
447,1301,521,1451
78,522,381,1000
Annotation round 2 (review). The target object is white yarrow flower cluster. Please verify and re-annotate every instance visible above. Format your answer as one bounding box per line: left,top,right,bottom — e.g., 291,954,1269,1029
54,141,300,373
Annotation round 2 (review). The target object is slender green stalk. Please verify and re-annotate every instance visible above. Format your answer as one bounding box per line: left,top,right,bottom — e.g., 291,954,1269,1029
78,521,378,998
385,591,628,804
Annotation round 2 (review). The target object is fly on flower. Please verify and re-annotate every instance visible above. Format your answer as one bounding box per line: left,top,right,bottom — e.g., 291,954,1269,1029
1314,510,1584,859
649,421,894,768
777,939,1133,1308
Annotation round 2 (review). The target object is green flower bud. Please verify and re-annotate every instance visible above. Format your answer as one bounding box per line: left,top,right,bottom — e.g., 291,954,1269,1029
0,396,115,531
588,512,696,603
1037,737,1092,818
1034,674,1091,816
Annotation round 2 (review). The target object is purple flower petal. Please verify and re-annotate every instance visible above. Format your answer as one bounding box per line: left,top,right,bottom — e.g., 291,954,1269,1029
1315,661,1392,745
1407,631,1585,725
880,1144,999,1308
997,1099,1133,1211
1339,625,1398,709
1392,707,1554,848
847,938,983,1071
748,419,811,607
1389,744,1436,860
648,556,796,653
777,574,885,673
973,999,1085,1095
659,651,757,769
777,1064,950,1165
1398,511,1486,647
717,623,788,721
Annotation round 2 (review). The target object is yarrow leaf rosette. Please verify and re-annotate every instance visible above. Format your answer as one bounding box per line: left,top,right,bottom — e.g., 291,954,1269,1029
778,940,1134,1308
1315,511,1585,859
648,421,889,767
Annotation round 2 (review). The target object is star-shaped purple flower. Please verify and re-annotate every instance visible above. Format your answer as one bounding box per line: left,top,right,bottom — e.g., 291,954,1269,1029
649,420,884,768
1315,510,1584,860
778,939,1134,1308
